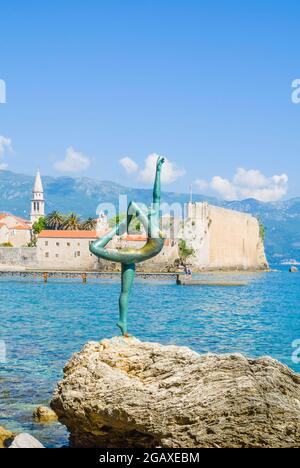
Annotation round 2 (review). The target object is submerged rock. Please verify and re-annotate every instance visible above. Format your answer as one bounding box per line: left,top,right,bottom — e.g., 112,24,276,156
9,433,44,449
51,337,300,448
33,406,58,424
0,426,14,448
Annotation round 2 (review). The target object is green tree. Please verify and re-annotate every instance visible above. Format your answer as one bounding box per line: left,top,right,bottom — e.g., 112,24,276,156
46,211,65,230
0,242,13,247
259,221,265,242
63,213,81,230
32,217,46,235
109,213,126,228
178,239,194,259
26,238,37,247
109,214,143,234
135,220,141,232
80,217,97,230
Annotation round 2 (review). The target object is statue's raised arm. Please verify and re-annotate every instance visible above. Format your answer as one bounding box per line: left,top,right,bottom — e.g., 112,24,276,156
153,156,165,208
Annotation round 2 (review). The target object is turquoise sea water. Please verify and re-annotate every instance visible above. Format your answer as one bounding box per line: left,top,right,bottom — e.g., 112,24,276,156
0,266,300,447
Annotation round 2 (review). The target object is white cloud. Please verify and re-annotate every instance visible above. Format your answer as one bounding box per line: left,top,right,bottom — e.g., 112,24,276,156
119,157,138,175
233,168,268,188
0,135,13,169
119,153,185,185
211,176,238,200
139,153,185,184
195,167,289,202
54,147,91,173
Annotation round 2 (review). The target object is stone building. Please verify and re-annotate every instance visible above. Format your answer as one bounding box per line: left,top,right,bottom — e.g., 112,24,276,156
0,169,44,248
36,230,178,271
37,230,99,270
0,213,31,247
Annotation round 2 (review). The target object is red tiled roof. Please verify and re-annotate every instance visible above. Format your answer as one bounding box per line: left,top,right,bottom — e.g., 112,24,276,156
0,213,31,229
0,212,28,222
39,230,102,239
14,225,31,231
38,230,173,244
121,235,171,245
121,234,148,241
0,213,11,220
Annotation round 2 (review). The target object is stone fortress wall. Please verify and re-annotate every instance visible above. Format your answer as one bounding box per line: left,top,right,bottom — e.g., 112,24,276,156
0,247,37,270
183,202,268,270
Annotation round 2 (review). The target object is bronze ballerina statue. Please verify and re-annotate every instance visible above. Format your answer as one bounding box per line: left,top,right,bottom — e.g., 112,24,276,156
90,156,165,336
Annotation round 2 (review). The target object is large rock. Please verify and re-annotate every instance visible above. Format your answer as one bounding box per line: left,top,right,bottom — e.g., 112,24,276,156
0,426,14,448
9,434,44,449
32,406,58,424
51,337,300,448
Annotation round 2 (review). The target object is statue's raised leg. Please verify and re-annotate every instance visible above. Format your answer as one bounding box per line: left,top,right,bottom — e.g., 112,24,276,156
118,263,135,337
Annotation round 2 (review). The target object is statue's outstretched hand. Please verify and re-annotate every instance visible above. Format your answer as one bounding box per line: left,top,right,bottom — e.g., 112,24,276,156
156,156,165,171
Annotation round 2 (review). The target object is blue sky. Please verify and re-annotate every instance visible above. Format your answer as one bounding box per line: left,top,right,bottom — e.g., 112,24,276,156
0,0,300,201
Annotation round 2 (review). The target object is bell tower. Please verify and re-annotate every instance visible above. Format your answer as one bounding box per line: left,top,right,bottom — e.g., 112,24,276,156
30,170,45,224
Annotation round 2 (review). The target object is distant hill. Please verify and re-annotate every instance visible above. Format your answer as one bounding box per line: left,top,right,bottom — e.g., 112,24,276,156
0,170,299,263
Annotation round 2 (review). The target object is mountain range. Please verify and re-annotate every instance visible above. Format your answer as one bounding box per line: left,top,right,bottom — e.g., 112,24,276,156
0,169,299,263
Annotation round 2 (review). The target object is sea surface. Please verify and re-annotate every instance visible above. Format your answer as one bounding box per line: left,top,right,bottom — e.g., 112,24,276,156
0,266,300,447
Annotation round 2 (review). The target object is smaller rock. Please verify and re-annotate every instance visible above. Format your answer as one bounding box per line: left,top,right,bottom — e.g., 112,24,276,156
33,406,58,424
9,434,44,449
0,426,14,448
290,266,298,273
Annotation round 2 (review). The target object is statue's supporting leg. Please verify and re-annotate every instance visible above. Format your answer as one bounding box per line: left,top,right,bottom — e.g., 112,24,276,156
118,263,136,336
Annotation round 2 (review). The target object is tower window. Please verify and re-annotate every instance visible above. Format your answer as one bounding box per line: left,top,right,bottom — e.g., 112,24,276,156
45,252,49,258
45,241,48,246
56,242,60,247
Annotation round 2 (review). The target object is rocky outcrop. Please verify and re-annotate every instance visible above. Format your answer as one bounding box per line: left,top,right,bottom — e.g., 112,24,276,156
0,426,14,448
32,406,58,424
0,427,44,449
9,434,44,449
290,266,299,273
51,337,300,448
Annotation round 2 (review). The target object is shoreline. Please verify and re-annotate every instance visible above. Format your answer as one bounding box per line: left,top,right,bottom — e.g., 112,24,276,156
0,267,271,274
0,268,272,283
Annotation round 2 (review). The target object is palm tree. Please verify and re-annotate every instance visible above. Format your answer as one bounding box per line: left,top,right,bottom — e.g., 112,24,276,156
63,213,81,230
45,211,65,230
80,218,97,231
